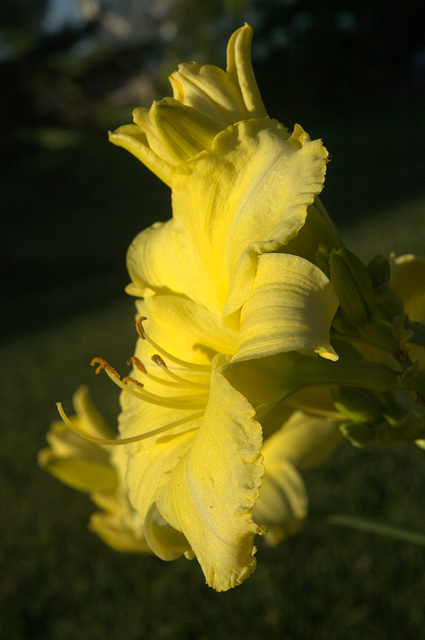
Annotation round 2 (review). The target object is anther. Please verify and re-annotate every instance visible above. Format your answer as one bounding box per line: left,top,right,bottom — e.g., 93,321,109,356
122,376,145,389
152,354,167,367
56,402,202,446
91,357,120,378
127,356,147,374
135,316,147,340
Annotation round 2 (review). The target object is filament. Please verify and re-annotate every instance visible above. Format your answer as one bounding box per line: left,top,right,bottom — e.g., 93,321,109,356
151,354,210,389
57,402,202,446
91,358,208,409
127,356,208,389
136,317,210,372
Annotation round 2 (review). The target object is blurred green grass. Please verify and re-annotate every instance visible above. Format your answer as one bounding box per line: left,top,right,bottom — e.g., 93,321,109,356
1,198,425,640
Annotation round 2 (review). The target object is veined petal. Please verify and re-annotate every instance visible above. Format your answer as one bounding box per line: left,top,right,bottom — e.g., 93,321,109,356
125,220,197,300
170,62,251,125
138,293,237,364
170,119,328,313
226,24,268,119
123,428,197,560
157,370,264,591
151,98,224,164
231,253,339,363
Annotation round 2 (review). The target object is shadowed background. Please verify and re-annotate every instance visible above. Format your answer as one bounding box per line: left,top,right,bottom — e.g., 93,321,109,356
1,1,425,638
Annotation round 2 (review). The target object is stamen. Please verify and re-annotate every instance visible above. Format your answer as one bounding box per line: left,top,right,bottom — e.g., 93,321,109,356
135,317,210,372
91,357,120,378
127,356,186,388
151,354,209,389
91,357,208,409
127,356,147,374
57,402,202,446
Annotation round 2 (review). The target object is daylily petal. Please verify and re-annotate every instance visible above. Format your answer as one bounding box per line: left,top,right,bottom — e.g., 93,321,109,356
151,98,224,164
89,490,152,553
38,386,118,492
226,24,268,119
170,119,328,313
125,221,192,300
252,460,307,545
157,370,264,591
38,438,118,492
170,62,251,125
391,254,425,323
261,410,342,471
138,293,237,363
231,253,339,363
108,124,173,186
252,411,341,544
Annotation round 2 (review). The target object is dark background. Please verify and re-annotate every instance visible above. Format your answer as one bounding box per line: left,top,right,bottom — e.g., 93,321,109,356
2,0,425,338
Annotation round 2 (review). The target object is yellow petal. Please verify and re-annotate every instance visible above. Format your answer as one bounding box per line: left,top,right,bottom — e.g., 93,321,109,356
38,443,118,492
232,253,339,363
157,370,264,591
108,124,173,186
252,460,307,545
138,293,237,364
252,411,341,545
151,98,223,164
226,24,268,119
38,386,118,492
262,410,342,470
170,62,250,125
89,491,152,553
391,254,425,367
125,220,194,300
391,254,425,323
170,119,329,314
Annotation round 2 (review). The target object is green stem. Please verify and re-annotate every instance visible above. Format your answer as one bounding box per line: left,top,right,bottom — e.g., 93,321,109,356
316,513,425,546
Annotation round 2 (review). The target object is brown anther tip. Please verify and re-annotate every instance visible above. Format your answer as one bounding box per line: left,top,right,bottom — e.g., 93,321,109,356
90,357,120,378
122,376,144,389
127,356,147,374
152,354,167,367
135,317,147,339
395,348,409,363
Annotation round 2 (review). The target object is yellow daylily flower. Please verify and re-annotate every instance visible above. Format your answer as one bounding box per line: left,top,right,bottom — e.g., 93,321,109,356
47,24,411,591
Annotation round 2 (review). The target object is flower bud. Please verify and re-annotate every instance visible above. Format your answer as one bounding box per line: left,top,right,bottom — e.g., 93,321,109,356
340,421,377,447
329,248,376,326
367,255,391,287
333,386,383,423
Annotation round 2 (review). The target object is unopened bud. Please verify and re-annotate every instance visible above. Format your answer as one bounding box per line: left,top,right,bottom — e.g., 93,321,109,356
329,248,376,326
367,255,391,287
333,386,383,423
340,421,376,447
